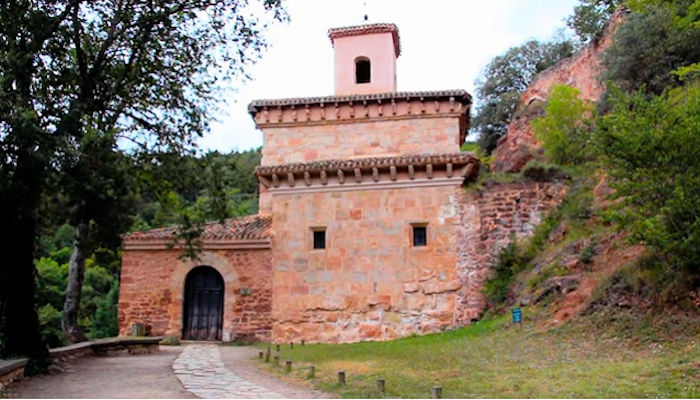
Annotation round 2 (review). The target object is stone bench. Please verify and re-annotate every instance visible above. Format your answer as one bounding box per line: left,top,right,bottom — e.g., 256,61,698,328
0,358,28,390
49,336,163,362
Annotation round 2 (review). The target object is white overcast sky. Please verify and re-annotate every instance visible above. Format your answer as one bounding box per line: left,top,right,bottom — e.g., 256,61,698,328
200,0,579,153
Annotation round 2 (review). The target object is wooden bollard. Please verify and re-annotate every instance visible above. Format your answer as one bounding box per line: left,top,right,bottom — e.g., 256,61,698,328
258,351,263,359
276,344,280,352
265,346,271,362
273,355,279,366
432,386,442,399
338,371,346,385
307,365,315,379
301,340,305,346
285,360,292,373
377,378,386,393
290,342,294,349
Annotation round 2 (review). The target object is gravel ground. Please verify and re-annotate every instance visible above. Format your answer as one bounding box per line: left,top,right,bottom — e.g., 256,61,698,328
9,346,193,399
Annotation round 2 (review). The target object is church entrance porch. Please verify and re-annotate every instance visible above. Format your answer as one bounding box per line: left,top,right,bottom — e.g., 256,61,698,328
182,266,224,341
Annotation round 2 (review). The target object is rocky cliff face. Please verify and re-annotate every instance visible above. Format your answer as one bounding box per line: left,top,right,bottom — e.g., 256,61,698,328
491,9,628,173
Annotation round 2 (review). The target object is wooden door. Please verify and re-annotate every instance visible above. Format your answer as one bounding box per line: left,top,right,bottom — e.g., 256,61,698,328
182,266,223,340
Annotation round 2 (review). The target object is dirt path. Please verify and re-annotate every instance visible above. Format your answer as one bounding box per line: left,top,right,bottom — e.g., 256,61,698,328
9,346,193,399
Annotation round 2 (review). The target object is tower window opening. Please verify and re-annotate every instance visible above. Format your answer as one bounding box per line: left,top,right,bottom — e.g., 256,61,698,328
355,57,371,84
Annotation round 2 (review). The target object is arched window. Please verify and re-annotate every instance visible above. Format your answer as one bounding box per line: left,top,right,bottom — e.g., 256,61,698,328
355,57,371,84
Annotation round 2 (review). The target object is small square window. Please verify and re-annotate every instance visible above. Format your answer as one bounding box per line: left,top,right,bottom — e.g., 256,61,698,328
413,226,427,247
313,229,326,249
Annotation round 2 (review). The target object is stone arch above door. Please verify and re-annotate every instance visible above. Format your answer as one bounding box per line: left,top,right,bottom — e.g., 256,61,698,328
167,251,239,339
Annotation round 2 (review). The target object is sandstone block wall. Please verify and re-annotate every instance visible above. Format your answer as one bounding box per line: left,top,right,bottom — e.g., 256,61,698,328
118,248,273,341
269,185,463,343
261,117,461,166
456,181,568,321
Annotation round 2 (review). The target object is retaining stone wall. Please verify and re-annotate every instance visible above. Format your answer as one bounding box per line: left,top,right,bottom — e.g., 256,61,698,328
456,181,568,323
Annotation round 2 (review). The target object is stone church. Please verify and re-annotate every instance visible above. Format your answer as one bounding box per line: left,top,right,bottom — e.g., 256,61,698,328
118,23,563,343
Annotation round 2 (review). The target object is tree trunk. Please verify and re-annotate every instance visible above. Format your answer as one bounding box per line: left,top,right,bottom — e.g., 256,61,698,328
0,151,50,374
62,222,89,343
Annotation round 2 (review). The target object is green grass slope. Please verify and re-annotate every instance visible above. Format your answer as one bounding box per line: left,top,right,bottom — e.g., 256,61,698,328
256,311,699,398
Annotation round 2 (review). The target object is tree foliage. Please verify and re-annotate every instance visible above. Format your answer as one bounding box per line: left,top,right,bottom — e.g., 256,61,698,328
473,40,575,154
130,148,261,259
532,85,595,165
602,1,700,95
595,83,700,275
34,246,121,347
0,0,286,365
567,0,623,43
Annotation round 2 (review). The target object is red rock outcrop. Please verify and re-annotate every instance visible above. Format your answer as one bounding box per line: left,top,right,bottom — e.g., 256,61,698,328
491,8,628,173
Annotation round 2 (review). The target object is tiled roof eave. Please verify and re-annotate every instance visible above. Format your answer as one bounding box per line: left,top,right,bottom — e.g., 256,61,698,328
123,214,272,243
255,152,479,176
328,23,401,57
248,90,472,116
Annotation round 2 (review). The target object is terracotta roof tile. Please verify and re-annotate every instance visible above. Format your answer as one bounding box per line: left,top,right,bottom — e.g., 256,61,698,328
248,89,471,116
328,23,400,57
124,214,271,242
255,152,479,176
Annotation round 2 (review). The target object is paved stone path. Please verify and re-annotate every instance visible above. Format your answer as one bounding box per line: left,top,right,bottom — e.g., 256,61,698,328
173,344,282,399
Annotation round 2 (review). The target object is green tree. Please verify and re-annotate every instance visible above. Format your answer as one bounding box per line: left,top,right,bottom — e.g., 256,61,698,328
567,0,623,43
602,2,700,95
595,82,700,275
532,85,595,165
61,132,135,342
0,0,286,369
473,40,575,154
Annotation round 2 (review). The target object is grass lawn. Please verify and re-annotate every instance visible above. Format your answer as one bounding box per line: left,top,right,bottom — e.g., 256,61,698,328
256,311,700,398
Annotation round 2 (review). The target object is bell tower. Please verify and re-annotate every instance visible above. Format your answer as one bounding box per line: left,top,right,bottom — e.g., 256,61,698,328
328,23,400,96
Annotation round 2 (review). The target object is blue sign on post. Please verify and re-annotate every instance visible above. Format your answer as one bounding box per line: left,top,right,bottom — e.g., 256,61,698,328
512,308,522,324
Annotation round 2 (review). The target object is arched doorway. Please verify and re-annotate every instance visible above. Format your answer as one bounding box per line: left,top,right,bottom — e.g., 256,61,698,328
182,266,224,340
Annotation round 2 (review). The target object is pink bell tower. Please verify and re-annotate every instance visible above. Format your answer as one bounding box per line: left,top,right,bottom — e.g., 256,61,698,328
328,23,400,95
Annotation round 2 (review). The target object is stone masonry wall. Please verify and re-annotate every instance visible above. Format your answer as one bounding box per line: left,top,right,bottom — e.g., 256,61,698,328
270,185,463,343
456,181,568,322
261,117,461,166
118,248,273,341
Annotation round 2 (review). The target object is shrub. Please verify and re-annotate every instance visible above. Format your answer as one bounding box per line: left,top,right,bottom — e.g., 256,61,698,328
595,82,700,275
532,85,595,165
38,304,65,348
579,242,597,265
521,160,570,182
483,241,528,305
91,281,119,339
